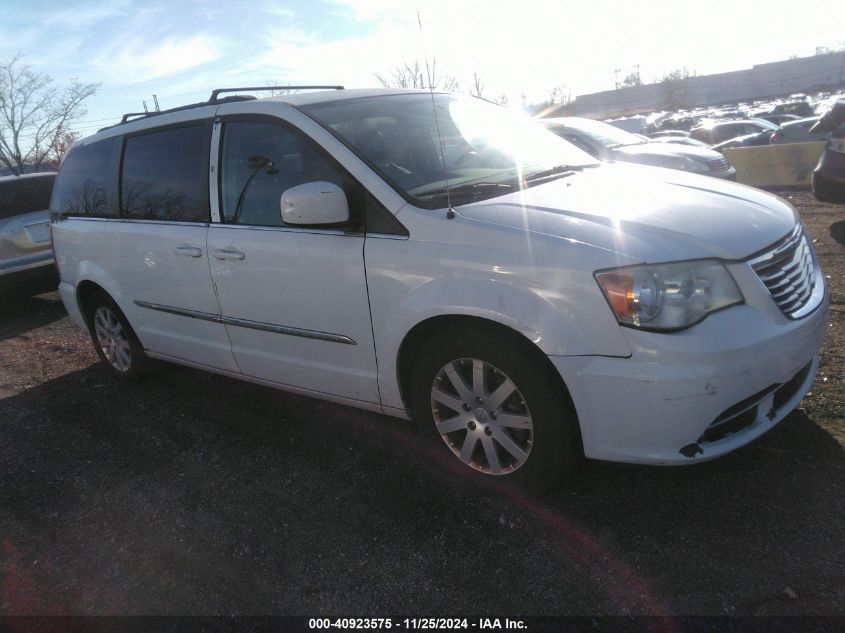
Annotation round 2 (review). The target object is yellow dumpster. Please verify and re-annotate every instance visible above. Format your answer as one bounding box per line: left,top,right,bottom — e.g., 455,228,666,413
723,141,825,188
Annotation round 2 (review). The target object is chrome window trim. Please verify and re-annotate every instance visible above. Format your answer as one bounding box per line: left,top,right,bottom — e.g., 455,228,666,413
133,300,356,345
104,218,211,227
208,223,363,237
365,232,410,240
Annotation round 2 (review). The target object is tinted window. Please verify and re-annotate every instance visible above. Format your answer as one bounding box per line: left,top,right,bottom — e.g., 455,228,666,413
0,173,55,219
219,121,344,227
50,139,115,216
121,125,210,222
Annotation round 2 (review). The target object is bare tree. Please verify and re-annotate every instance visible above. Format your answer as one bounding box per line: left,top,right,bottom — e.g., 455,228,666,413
660,67,695,111
0,55,99,175
43,129,78,170
529,84,573,116
375,59,459,92
470,72,485,98
621,71,642,88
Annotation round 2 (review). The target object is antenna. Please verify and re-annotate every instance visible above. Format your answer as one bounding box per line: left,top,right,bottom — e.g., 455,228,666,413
142,100,148,113
153,94,160,111
417,11,454,217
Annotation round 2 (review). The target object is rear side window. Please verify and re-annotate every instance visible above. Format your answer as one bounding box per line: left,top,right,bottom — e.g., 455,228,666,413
121,124,210,222
0,173,55,219
50,139,116,216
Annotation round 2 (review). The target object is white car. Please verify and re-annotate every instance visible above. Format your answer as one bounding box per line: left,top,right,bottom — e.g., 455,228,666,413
50,88,827,489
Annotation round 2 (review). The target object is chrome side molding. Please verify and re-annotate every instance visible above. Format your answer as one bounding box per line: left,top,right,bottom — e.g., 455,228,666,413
133,300,356,345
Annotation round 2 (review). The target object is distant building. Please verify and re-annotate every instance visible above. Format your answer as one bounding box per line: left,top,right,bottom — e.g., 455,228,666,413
547,51,845,118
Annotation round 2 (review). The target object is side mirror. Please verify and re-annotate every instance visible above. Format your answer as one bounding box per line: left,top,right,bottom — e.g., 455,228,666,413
280,181,349,226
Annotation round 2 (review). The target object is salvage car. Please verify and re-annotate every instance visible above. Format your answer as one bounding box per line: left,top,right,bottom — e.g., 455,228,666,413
769,117,828,144
0,172,57,287
541,117,736,179
690,118,781,146
50,88,827,489
810,99,845,203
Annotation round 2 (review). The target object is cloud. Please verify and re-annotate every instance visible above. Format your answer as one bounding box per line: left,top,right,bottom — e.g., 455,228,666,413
43,0,132,29
91,34,225,84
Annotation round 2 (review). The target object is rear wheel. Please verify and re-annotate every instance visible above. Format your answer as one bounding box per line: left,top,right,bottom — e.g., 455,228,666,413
85,290,150,380
411,326,580,491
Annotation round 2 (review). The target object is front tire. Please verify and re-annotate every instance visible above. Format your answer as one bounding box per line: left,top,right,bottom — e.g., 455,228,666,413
410,326,580,491
85,290,150,380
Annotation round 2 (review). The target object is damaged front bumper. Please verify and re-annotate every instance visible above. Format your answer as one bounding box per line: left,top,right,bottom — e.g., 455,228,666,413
550,292,828,465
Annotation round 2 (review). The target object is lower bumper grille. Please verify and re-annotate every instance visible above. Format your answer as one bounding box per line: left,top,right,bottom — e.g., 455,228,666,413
699,360,813,443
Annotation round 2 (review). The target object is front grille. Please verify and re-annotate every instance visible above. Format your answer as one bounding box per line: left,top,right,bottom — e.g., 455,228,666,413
748,225,820,319
707,156,731,172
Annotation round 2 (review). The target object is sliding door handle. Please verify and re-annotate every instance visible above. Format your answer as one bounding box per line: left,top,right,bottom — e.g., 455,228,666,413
212,248,246,261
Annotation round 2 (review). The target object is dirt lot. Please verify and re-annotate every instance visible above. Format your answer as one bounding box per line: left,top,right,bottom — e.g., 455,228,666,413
0,192,843,619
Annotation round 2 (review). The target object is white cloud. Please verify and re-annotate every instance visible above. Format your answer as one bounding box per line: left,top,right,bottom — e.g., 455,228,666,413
91,35,224,84
43,0,131,29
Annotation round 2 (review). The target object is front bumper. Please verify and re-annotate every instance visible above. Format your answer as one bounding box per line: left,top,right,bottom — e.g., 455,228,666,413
551,287,828,465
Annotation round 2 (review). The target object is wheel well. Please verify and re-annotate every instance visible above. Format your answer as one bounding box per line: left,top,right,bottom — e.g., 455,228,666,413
397,315,580,445
76,280,107,324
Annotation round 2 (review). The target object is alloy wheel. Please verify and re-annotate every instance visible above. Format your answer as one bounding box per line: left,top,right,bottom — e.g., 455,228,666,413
430,357,533,475
94,306,132,373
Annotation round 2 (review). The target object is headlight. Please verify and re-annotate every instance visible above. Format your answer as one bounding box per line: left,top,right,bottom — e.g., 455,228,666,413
661,156,710,173
595,260,743,331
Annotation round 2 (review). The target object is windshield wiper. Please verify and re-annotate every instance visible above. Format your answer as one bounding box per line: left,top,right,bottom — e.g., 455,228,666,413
523,163,593,185
415,181,515,201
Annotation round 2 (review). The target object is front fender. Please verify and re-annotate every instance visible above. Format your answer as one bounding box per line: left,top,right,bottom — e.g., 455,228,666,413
365,220,632,410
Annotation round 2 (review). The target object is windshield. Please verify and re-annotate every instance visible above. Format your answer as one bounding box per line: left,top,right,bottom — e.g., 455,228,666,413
300,94,598,208
552,117,646,148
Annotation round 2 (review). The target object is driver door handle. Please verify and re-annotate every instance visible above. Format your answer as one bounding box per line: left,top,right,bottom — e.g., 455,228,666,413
212,248,246,261
175,245,203,258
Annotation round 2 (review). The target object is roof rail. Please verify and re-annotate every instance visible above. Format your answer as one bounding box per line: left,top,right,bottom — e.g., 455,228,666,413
106,85,345,130
209,85,344,102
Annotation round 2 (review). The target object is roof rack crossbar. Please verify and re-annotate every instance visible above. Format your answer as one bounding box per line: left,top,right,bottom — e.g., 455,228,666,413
117,98,225,125
106,85,344,131
209,85,344,102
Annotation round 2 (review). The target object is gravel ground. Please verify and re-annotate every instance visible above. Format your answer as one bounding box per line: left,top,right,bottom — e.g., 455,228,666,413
0,192,843,618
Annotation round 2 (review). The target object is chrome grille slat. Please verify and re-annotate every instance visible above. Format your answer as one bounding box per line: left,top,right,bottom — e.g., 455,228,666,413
748,226,821,319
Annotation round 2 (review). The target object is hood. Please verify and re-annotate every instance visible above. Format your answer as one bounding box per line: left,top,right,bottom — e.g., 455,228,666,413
612,141,722,162
457,163,797,263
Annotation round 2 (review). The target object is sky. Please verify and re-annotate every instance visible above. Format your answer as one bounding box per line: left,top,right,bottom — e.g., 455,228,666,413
2,0,844,138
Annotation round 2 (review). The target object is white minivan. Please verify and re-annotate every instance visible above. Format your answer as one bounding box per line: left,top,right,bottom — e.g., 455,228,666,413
50,88,828,489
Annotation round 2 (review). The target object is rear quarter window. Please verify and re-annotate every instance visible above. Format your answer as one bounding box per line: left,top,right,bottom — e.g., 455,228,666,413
50,138,117,216
120,124,210,222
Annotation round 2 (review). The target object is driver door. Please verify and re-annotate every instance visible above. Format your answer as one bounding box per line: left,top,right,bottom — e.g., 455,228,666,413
206,117,380,404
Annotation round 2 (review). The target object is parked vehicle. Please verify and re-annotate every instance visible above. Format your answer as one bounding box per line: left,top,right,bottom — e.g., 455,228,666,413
757,113,801,126
652,136,715,149
51,88,827,489
771,100,815,118
711,130,775,152
769,117,827,144
541,117,736,179
810,100,845,203
648,130,691,138
0,172,57,287
690,119,780,145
